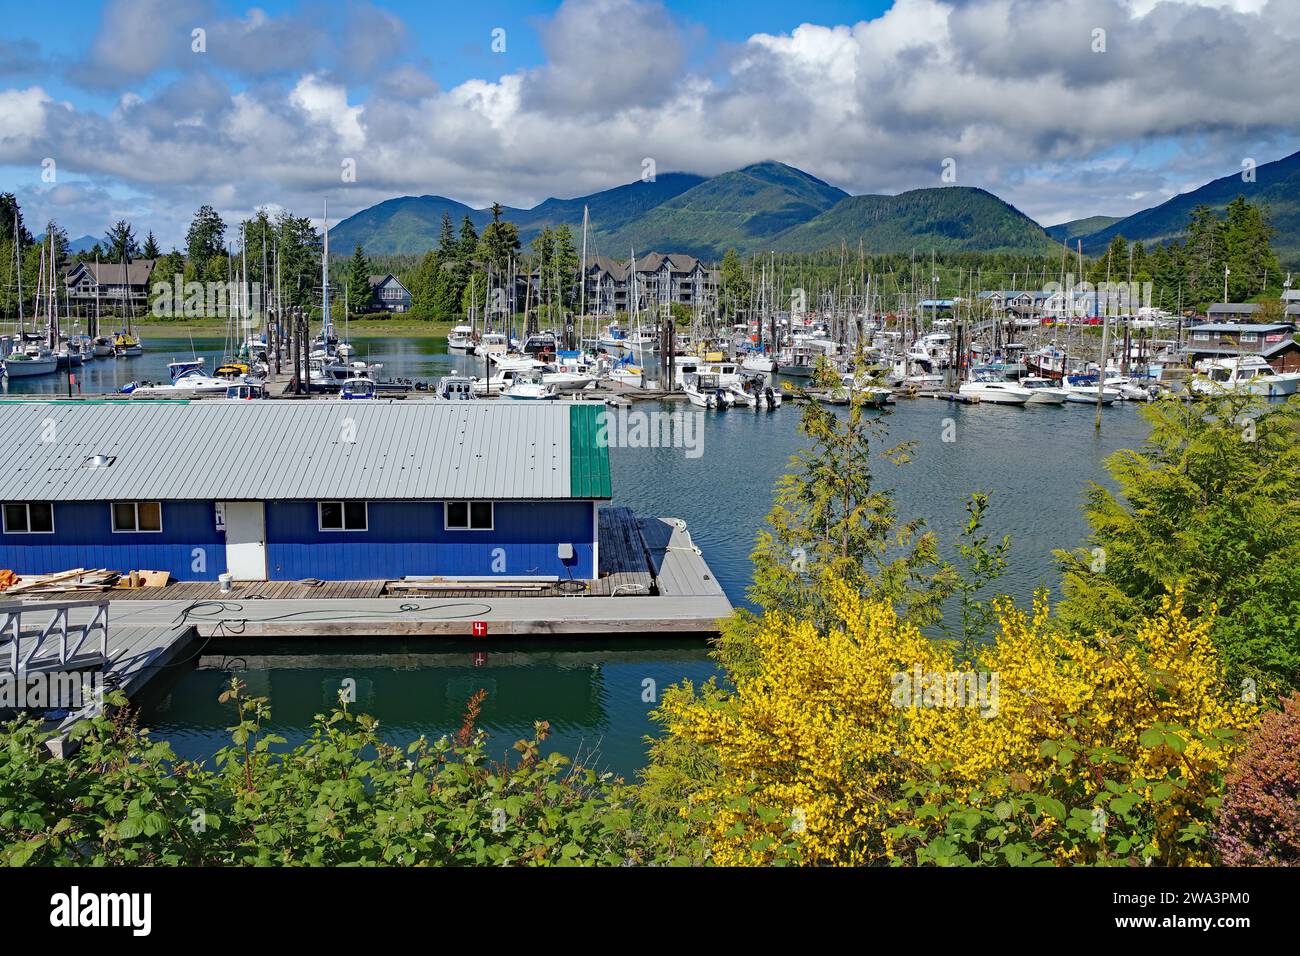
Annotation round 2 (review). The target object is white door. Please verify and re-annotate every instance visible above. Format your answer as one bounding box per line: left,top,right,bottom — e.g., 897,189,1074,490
223,501,267,580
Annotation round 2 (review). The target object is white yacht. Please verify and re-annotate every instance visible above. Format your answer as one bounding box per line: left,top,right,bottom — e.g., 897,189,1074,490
2,345,58,378
446,325,475,352
683,372,734,408
958,375,1032,405
502,369,559,400
1061,373,1119,405
1017,376,1068,405
1191,356,1300,398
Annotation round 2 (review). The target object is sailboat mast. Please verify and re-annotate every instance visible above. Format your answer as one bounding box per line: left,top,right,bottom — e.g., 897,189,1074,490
321,200,331,341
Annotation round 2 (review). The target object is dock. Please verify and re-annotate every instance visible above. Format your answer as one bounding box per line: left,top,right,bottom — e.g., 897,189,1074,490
0,599,201,756
24,510,732,639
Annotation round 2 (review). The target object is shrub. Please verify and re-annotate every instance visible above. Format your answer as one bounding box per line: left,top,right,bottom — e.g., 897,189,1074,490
1215,692,1300,865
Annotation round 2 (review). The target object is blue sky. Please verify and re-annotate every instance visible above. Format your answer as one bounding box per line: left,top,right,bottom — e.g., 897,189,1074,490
1,0,1295,247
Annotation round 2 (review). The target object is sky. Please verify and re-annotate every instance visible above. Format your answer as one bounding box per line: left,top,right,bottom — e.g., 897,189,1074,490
0,0,1296,249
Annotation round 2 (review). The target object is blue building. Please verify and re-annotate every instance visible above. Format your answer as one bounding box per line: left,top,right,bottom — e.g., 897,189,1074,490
0,401,611,582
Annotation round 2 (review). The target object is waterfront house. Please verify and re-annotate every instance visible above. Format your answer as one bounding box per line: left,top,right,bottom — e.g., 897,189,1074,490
581,253,717,315
367,273,411,313
0,402,610,582
1206,302,1300,322
1184,322,1300,373
64,258,158,307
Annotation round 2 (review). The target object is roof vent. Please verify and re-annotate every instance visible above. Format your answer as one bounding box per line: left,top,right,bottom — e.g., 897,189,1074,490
83,454,116,469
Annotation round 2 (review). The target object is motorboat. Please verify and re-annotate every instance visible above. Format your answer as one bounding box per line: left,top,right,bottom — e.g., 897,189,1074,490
473,332,509,358
1190,356,1300,398
68,334,96,362
91,335,115,357
340,377,378,400
224,382,267,400
436,375,478,400
125,367,247,397
502,369,559,400
682,372,734,408
1017,376,1068,405
447,325,475,352
167,357,205,381
1061,373,1119,405
958,375,1032,405
732,373,782,409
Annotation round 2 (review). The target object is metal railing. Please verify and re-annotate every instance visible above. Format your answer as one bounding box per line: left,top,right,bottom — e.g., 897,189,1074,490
0,600,110,675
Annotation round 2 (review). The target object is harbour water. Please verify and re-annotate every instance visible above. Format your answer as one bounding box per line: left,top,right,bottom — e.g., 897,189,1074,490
6,335,1152,777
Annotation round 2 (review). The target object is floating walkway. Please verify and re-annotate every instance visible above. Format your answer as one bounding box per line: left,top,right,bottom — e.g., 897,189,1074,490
0,599,200,756
26,512,731,640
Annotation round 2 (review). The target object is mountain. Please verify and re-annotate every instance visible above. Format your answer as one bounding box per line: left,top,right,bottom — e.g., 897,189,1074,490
595,162,848,259
67,234,100,254
329,161,1054,260
329,173,705,256
769,187,1059,256
1071,151,1300,265
1046,216,1122,243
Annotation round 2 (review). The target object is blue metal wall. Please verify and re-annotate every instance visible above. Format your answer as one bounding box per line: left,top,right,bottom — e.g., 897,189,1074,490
0,501,227,581
265,500,595,581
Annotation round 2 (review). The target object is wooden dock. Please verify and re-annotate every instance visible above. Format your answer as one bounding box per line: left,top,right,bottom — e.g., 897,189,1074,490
23,511,732,639
1,599,200,756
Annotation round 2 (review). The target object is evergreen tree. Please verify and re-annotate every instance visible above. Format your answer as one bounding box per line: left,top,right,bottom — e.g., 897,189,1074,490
408,249,442,319
186,205,227,277
0,193,32,247
345,244,372,315
719,248,750,319
103,220,139,263
141,231,161,260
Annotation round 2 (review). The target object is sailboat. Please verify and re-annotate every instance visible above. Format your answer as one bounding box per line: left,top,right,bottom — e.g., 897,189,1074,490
3,225,58,378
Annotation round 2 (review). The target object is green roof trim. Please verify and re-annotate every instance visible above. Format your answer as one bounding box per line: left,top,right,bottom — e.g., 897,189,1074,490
569,404,613,499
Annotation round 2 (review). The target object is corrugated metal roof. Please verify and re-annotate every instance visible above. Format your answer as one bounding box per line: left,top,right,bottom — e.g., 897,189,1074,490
568,405,613,499
0,401,611,502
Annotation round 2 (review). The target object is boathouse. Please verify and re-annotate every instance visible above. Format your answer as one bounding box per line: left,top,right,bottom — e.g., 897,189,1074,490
0,402,610,582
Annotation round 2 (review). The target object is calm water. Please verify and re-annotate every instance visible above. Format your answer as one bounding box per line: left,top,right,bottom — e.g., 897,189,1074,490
11,335,1151,777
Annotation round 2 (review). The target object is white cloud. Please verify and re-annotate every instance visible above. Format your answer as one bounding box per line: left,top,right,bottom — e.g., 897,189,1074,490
5,0,1300,245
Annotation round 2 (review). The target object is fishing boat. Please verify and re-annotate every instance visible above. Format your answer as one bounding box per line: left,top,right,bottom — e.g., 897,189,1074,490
958,373,1032,405
435,375,478,400
2,345,58,378
1061,373,1119,405
224,382,267,400
340,377,378,400
447,325,475,352
1017,376,1069,405
501,369,559,400
741,349,777,374
1190,356,1300,398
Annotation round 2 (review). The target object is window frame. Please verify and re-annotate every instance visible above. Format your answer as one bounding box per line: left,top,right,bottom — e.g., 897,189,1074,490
110,501,162,534
444,500,494,531
2,502,55,535
317,500,368,532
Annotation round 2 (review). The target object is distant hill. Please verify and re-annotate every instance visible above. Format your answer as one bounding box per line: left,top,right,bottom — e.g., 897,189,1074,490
1070,151,1300,265
330,162,1057,261
770,187,1060,256
67,234,99,254
596,162,848,259
1046,216,1122,243
329,173,705,256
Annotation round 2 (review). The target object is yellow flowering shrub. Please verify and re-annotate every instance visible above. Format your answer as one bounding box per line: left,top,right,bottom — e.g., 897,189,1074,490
655,579,1256,866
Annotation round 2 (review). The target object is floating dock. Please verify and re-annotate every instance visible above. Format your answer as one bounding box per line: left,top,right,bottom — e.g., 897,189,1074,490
25,511,732,639
0,599,201,756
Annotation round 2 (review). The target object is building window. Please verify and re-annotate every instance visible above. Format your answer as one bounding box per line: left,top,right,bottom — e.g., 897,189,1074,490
1192,332,1210,342
3,502,54,534
112,501,162,533
445,501,493,531
318,501,367,531
1241,333,1258,343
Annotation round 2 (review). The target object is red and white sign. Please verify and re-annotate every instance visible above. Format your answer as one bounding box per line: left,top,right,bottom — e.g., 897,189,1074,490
471,621,488,638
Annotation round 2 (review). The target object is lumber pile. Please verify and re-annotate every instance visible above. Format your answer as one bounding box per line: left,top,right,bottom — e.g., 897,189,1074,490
4,568,120,595
2,568,172,595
